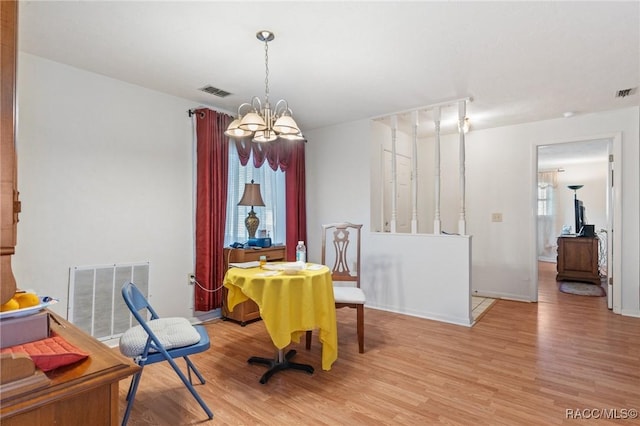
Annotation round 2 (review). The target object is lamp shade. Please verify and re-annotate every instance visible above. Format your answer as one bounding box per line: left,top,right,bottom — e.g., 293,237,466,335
238,182,265,207
238,112,267,132
279,132,306,141
253,130,278,143
273,115,300,135
224,118,253,138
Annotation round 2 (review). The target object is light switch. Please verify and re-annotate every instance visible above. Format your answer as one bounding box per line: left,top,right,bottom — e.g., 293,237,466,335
491,213,503,222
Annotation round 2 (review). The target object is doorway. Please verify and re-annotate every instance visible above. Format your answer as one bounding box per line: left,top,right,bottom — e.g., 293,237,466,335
534,136,619,310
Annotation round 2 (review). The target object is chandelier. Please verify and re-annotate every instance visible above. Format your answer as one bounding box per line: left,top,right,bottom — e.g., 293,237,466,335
225,30,304,143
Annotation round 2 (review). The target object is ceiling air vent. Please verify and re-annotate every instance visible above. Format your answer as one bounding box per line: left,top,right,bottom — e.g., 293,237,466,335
199,85,232,98
615,87,637,98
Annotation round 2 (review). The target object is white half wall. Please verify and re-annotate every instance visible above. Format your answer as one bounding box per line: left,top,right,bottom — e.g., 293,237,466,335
365,233,472,326
306,119,472,326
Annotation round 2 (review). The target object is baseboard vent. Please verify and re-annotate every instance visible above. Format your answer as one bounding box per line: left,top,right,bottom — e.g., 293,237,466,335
68,262,150,341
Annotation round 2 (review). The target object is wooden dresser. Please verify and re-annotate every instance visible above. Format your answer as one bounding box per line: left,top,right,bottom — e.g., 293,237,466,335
0,313,139,426
222,245,286,325
556,236,601,285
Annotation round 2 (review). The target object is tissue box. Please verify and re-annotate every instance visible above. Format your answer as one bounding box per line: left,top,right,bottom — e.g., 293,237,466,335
0,311,50,349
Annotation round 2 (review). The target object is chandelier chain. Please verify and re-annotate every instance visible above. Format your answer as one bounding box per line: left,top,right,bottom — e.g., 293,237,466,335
264,39,270,103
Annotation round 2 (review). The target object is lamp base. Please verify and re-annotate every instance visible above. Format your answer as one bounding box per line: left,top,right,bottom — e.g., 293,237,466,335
245,210,260,239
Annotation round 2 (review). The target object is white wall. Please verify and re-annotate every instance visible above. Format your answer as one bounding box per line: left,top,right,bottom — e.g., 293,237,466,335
307,107,640,318
462,108,638,314
556,161,608,235
15,54,199,319
536,160,608,262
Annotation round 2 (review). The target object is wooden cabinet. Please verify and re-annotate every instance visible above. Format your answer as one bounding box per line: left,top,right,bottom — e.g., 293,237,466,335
1,0,20,304
1,313,139,426
222,245,286,325
556,236,601,285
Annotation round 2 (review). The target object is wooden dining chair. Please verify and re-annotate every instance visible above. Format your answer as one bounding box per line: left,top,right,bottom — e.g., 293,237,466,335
306,222,366,353
119,282,213,426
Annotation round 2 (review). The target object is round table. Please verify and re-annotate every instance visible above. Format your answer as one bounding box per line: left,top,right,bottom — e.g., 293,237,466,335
224,263,338,383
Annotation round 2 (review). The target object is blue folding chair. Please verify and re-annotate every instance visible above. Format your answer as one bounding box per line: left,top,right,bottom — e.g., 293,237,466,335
119,282,213,425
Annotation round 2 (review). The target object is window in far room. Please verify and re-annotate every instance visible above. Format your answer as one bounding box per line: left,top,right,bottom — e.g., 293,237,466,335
224,147,286,246
537,184,553,216
536,169,558,261
537,169,558,217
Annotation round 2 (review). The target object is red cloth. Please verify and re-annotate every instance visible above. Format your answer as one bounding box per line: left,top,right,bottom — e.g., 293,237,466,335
194,108,232,311
1,332,89,372
284,140,306,261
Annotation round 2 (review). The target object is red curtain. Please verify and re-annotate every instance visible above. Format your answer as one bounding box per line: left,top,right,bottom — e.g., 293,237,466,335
233,138,306,260
194,108,232,311
283,141,306,261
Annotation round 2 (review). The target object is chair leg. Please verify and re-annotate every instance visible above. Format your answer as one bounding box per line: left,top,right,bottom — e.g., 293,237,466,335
356,304,364,353
184,355,206,385
122,371,143,426
166,356,213,420
305,330,312,350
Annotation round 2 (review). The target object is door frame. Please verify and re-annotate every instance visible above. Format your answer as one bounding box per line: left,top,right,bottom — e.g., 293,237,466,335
531,132,622,313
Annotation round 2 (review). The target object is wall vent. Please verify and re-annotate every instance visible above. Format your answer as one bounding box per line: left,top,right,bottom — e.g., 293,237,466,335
615,87,637,98
68,262,149,341
199,85,232,98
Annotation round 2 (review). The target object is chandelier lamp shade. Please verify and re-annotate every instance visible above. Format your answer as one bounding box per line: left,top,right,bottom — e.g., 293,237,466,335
237,180,266,239
225,30,305,143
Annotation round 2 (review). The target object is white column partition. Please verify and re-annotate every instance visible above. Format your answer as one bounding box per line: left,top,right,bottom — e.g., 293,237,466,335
371,96,471,235
390,115,398,233
411,110,419,233
457,100,467,235
433,106,442,234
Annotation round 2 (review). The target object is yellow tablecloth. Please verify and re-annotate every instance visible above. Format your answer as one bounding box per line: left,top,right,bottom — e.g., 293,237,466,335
224,264,338,371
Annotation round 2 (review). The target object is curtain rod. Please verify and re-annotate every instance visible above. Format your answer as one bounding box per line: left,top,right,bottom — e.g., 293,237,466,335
188,109,205,118
538,168,565,173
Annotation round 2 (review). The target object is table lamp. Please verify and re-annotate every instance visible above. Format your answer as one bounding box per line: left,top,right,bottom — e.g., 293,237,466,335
238,180,265,239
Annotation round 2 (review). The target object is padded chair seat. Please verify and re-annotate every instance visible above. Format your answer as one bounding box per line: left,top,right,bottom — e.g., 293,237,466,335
119,317,201,358
333,286,366,304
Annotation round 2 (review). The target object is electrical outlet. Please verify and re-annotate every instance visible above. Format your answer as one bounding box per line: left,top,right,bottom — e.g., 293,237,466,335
491,213,503,222
188,274,196,285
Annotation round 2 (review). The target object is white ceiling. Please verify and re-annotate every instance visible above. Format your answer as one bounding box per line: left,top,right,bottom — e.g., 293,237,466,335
18,1,639,138
537,138,610,169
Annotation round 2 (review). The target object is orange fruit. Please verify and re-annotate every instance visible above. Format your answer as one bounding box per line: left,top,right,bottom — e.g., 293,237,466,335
0,298,19,312
15,292,40,308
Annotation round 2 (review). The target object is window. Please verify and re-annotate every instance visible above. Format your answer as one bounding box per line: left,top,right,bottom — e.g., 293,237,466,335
224,145,286,246
537,170,557,217
537,184,553,216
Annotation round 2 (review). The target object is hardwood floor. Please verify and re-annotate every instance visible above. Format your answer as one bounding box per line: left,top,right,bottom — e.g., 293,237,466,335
117,264,640,425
